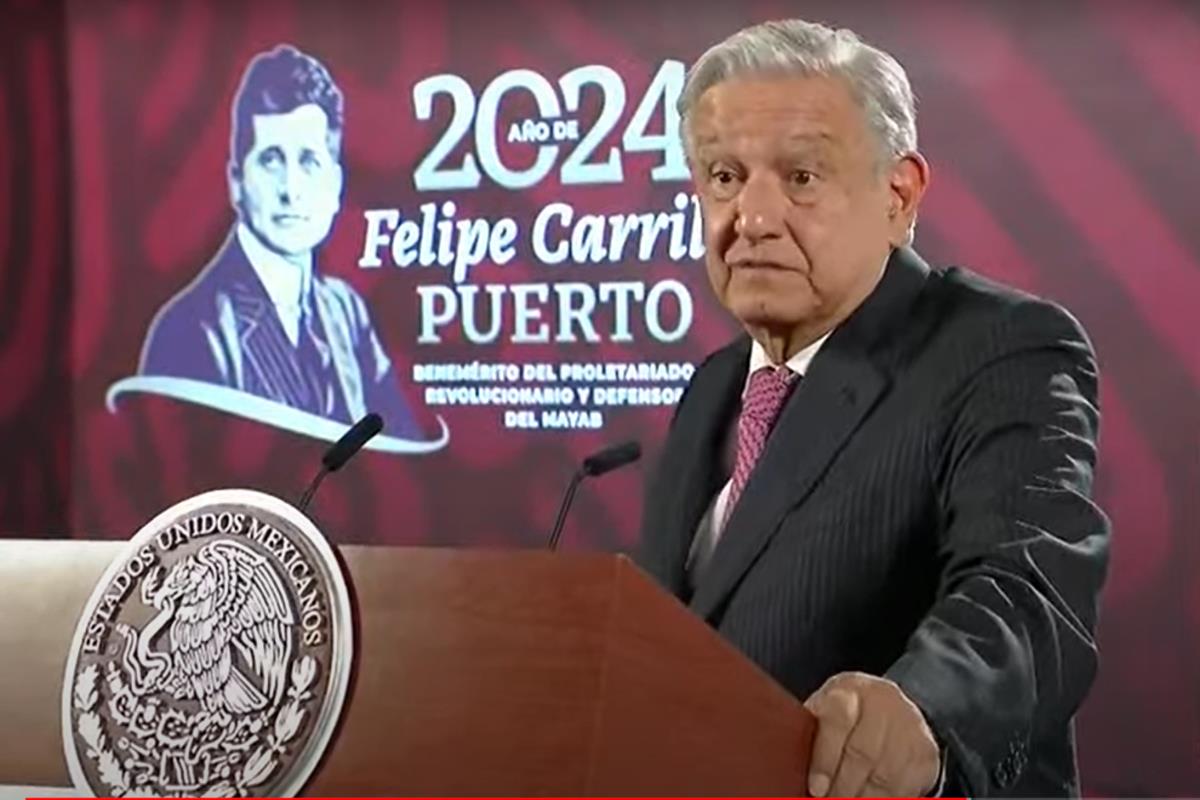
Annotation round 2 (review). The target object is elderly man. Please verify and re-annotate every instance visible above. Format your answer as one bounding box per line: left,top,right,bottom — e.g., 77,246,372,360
638,19,1109,798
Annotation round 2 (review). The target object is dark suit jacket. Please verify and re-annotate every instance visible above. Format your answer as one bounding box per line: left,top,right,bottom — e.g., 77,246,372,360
140,232,420,437
638,247,1109,797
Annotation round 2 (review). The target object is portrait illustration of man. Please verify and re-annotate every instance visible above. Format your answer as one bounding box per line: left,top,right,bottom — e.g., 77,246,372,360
139,44,420,438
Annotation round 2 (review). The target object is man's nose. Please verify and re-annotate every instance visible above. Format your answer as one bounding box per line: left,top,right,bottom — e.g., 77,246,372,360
279,161,303,204
735,172,787,242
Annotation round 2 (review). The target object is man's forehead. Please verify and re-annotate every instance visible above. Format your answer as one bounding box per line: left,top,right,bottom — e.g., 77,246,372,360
693,129,836,150
250,103,331,147
690,75,863,154
695,72,852,114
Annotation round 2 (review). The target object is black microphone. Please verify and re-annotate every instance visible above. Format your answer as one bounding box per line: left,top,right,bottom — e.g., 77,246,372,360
298,413,384,512
581,440,641,477
547,440,641,550
323,412,384,472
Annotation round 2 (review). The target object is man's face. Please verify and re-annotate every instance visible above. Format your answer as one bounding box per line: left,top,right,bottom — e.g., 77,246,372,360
689,74,920,341
231,103,343,259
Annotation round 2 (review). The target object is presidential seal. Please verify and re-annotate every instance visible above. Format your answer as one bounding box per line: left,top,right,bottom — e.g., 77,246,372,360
61,489,353,797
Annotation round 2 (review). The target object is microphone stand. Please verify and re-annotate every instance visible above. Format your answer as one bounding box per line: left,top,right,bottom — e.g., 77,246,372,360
547,467,587,550
298,466,330,514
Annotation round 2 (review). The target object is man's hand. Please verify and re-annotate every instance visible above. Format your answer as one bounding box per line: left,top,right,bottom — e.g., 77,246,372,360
804,672,941,798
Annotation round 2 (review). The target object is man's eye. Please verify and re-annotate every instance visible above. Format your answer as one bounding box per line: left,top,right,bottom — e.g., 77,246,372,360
790,169,815,186
259,149,283,167
709,167,739,187
301,151,321,169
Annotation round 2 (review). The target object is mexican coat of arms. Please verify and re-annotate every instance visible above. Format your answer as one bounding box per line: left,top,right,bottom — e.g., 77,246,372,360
61,489,353,797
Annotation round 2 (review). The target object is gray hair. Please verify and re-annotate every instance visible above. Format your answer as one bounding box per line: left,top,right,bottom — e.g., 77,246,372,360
678,19,918,167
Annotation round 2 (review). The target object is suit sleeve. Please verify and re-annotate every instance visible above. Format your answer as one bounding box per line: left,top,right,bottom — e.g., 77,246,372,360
343,284,422,439
884,301,1110,796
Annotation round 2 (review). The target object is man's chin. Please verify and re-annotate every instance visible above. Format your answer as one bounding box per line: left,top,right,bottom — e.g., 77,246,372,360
260,233,322,258
726,293,813,331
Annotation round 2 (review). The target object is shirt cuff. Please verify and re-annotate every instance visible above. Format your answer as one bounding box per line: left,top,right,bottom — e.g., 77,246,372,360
928,741,949,797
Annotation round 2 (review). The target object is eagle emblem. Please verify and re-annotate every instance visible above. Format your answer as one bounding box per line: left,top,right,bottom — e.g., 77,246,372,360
62,490,352,798
117,540,294,715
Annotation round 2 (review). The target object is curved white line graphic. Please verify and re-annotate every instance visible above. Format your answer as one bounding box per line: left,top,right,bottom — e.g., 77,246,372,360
106,376,450,454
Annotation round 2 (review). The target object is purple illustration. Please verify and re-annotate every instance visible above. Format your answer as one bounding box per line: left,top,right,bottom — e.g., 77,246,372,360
135,45,424,441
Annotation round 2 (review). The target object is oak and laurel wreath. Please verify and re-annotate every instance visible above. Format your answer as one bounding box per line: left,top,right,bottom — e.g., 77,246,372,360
236,655,318,792
73,655,320,797
74,664,129,795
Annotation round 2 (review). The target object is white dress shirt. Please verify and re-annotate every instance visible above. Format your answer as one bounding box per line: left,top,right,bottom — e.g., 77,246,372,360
237,223,313,347
685,330,833,583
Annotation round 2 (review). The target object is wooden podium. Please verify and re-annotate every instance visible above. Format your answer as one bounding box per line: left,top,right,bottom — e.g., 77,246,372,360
0,540,814,796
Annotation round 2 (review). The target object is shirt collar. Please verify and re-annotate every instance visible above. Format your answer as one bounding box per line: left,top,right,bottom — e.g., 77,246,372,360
743,330,833,397
236,222,312,316
739,253,890,395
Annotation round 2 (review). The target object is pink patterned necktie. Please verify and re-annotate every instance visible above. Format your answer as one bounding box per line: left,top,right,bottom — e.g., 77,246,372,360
721,365,799,531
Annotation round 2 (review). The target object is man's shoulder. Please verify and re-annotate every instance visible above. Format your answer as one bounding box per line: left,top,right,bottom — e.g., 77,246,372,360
155,235,247,313
146,254,231,333
928,266,1050,323
139,237,245,374
146,274,214,343
922,265,1093,355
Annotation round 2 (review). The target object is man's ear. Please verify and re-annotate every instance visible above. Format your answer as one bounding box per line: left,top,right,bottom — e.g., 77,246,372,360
887,152,930,248
227,162,243,209
331,162,344,212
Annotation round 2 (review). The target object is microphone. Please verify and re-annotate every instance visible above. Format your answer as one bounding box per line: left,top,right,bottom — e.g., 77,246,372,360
298,413,384,512
323,412,384,472
582,440,641,477
547,440,641,550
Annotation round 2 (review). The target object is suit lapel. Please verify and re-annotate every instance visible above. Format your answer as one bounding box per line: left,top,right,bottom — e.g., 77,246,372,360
229,271,271,365
312,282,367,421
213,237,282,393
688,354,888,620
688,247,930,621
657,339,748,598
